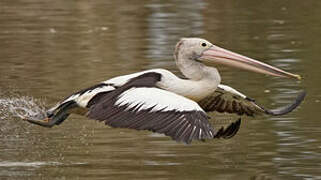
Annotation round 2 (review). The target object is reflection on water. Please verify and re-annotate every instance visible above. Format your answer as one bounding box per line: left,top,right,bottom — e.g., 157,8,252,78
0,161,63,167
146,0,205,63
1,0,321,179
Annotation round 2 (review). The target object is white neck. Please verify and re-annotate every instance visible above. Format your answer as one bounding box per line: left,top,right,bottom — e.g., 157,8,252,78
157,53,221,101
175,47,221,84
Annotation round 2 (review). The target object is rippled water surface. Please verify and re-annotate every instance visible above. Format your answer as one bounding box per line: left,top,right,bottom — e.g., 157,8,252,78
1,0,321,179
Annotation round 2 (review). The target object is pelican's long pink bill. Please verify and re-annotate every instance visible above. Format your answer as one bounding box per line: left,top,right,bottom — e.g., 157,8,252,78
199,45,301,80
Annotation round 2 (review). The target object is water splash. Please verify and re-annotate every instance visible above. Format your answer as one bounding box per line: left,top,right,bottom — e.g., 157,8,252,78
0,95,47,121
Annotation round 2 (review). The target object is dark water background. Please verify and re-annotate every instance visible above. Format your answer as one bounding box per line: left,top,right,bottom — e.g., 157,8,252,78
0,0,321,179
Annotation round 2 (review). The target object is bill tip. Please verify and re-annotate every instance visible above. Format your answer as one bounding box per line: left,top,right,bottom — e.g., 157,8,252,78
295,74,302,80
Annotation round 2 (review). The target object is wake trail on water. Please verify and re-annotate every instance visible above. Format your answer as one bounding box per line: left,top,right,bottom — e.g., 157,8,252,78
0,95,47,121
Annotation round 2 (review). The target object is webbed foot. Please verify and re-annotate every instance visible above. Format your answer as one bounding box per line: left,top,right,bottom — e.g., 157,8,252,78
23,117,55,128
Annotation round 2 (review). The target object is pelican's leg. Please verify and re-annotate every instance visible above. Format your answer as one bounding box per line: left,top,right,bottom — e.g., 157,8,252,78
24,101,75,128
23,117,57,128
23,109,70,128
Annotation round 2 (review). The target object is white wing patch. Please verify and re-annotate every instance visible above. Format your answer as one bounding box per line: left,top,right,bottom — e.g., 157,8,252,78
63,94,79,103
58,85,115,108
75,86,115,107
218,84,247,99
115,87,204,112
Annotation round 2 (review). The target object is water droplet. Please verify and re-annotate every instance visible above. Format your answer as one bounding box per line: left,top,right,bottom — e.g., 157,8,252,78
49,28,56,33
101,27,108,31
0,95,47,121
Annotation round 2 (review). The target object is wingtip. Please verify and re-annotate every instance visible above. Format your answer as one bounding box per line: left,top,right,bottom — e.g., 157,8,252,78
213,118,242,139
267,90,306,116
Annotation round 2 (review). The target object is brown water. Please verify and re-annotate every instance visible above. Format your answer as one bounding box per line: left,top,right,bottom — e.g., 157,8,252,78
0,0,321,179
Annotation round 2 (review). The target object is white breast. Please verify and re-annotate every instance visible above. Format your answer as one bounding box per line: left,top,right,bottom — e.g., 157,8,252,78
157,74,220,102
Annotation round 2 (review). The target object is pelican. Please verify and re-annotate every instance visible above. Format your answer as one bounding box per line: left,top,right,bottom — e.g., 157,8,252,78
24,38,306,144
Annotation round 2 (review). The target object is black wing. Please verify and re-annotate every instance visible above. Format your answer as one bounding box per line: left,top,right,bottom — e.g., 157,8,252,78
87,72,215,144
198,84,306,116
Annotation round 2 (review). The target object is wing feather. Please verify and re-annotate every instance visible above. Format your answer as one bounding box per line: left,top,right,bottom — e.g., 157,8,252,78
198,84,306,116
88,73,216,144
88,88,215,143
214,118,241,139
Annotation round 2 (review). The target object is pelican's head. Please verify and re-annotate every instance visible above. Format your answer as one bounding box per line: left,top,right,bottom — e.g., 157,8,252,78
174,38,301,80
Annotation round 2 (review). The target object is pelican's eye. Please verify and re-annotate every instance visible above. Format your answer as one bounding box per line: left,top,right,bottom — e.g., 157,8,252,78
201,42,207,47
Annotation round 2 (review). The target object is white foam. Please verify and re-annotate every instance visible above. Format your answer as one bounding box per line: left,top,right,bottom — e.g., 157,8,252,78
0,95,47,121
